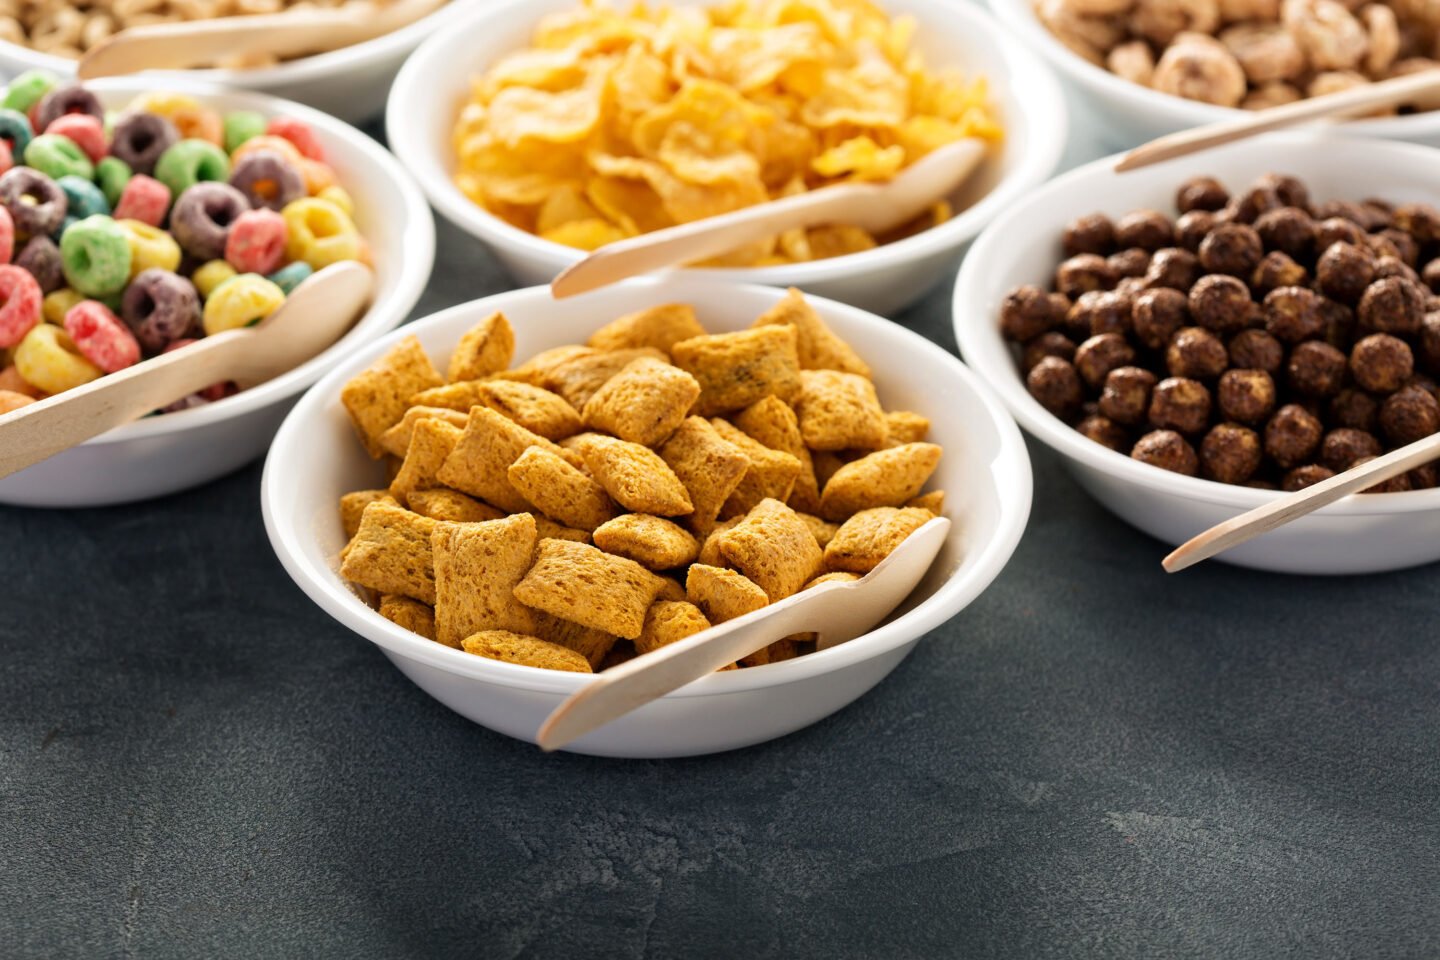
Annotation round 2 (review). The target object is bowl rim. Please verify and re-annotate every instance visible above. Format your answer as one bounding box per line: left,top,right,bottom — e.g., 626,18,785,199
987,0,1440,138
385,0,1069,283
60,76,435,447
262,276,1034,697
953,129,1440,518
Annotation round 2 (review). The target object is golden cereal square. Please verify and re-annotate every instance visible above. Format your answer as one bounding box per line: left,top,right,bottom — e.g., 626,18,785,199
709,418,802,518
907,490,945,513
577,434,694,516
379,594,439,644
448,310,514,382
593,514,699,570
498,345,595,387
885,410,931,445
512,538,666,639
339,500,440,604
436,406,562,513
460,630,592,673
819,443,943,520
732,395,821,514
533,610,618,669
410,380,489,414
670,326,801,416
544,347,668,410
340,489,393,540
507,445,617,531
432,514,539,647
534,517,593,543
696,517,742,567
717,498,823,601
796,512,841,548
474,379,584,440
378,405,470,458
586,303,706,353
825,506,936,574
635,600,713,656
685,564,772,666
796,369,888,451
803,571,862,590
752,287,870,376
657,416,749,536
582,357,701,447
389,418,464,505
340,335,443,458
406,488,506,523
654,576,687,602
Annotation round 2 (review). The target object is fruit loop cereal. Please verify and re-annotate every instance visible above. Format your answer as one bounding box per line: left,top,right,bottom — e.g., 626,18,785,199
451,0,1004,265
0,76,368,417
336,290,946,674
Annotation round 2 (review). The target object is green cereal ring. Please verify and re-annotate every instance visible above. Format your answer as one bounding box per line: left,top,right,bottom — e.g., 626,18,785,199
266,261,313,295
154,139,231,199
223,111,267,154
0,109,34,157
25,133,94,182
2,70,56,114
59,176,110,219
60,215,133,297
96,157,132,209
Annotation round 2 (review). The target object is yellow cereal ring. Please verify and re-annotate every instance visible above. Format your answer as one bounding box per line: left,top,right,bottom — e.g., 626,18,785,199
42,288,84,326
128,92,203,118
14,322,102,394
192,259,238,298
117,219,182,277
282,197,360,268
202,273,286,336
316,184,354,216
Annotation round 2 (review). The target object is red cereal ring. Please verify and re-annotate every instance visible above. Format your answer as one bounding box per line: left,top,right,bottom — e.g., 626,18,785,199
63,299,140,372
0,139,13,178
0,204,14,265
0,263,41,348
265,116,325,162
113,174,172,227
224,208,288,275
44,114,106,164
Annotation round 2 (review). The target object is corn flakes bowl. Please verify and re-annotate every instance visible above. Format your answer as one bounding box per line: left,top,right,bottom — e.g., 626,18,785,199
261,277,1032,758
387,0,1067,315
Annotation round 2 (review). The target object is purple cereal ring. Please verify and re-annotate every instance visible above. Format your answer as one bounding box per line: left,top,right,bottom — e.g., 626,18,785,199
15,235,62,293
0,166,66,236
109,111,180,177
34,84,104,133
170,182,249,261
122,268,200,351
227,150,305,212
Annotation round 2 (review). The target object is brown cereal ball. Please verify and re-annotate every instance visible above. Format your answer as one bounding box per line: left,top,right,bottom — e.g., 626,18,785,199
1379,385,1440,445
1353,457,1413,493
1055,254,1116,299
1099,366,1158,426
1144,247,1201,292
1074,333,1136,389
1372,255,1419,285
1314,217,1367,252
1318,296,1356,350
1420,313,1440,373
1286,341,1347,398
1149,377,1212,434
1358,199,1394,230
1407,373,1440,403
1063,213,1116,257
1026,356,1084,419
1392,202,1440,244
1349,333,1414,393
1199,222,1264,277
1423,260,1440,295
1132,430,1199,476
1076,414,1130,452
1263,404,1323,468
1315,200,1384,230
1316,241,1376,303
1283,465,1336,491
1108,247,1151,279
1251,251,1308,296
1329,388,1379,433
1000,284,1065,342
1217,368,1277,424
1225,186,1283,225
1255,174,1309,211
1373,229,1419,268
1261,285,1324,344
1114,209,1174,251
1254,207,1315,259
1319,427,1382,471
1175,210,1216,252
1021,331,1077,372
1357,277,1425,336
1200,423,1262,484
1167,327,1229,379
1132,287,1190,350
1188,274,1254,334
1176,176,1229,213
1069,289,1133,337
1227,329,1284,374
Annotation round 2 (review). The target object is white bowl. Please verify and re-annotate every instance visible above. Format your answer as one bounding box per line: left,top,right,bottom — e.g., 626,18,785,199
386,0,1067,315
0,77,435,508
262,277,1033,757
987,0,1440,150
954,131,1440,576
0,0,478,124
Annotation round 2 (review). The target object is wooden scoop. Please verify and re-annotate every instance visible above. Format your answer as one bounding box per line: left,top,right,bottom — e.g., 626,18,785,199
0,261,373,480
550,138,988,299
536,516,952,752
78,0,447,78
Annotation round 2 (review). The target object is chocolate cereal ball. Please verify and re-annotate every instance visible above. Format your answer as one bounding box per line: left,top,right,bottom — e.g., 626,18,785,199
1314,217,1366,251
1063,213,1116,257
1174,210,1216,251
1264,404,1323,468
1114,209,1173,251
1329,388,1380,433
1263,285,1325,343
1021,331,1077,372
1226,185,1283,225
1283,465,1336,491
1000,285,1064,342
1107,248,1151,279
1132,430,1199,475
1420,313,1440,373
1188,274,1253,334
1392,202,1440,244
1167,327,1229,380
1374,229,1419,267
1200,423,1262,484
1069,290,1132,338
1217,369,1277,424
1379,385,1440,446
1199,222,1264,277
1132,288,1190,350
1099,366,1157,426
1316,242,1376,304
1350,333,1414,393
1227,329,1284,374
1176,177,1229,213
1354,457,1413,493
1026,356,1084,419
1320,428,1382,471
1076,414,1130,452
1286,341,1347,398
1055,254,1115,299
1371,255,1419,285
1144,248,1201,292
1424,260,1440,295
1319,297,1356,350
1074,333,1136,389
1255,174,1309,210
1149,377,1212,434
1357,277,1425,336
1251,251,1308,296
1254,207,1315,260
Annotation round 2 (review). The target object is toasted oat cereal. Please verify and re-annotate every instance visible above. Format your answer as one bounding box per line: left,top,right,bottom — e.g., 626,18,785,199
534,517,593,543
885,410,931,445
685,563,775,666
448,311,514,383
405,488,506,524
752,288,870,376
796,369,888,451
576,434,694,516
654,576,686,602
819,443,943,520
379,595,439,644
635,601,714,656
716,498,823,601
390,419,464,506
797,512,840,549
582,357,701,446
593,514,699,570
587,303,706,354
533,610,617,668
658,416,749,536
697,516,743,567
409,380,490,414
340,489,394,540
507,445,617,531
514,538,667,639
709,418,802,518
671,326,801,416
474,380,584,441
731,395,821,513
803,571,862,590
498,345,595,387
824,506,936,574
436,407,565,513
461,630,592,673
432,514,539,647
339,500,440,604
545,347,668,410
340,336,444,458
907,490,945,513
378,406,472,458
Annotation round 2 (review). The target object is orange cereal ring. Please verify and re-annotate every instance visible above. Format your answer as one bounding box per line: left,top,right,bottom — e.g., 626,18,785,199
232,134,303,167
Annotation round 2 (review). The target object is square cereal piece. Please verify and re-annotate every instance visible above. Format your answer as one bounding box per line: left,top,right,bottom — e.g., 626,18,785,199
545,347,668,410
752,287,870,376
378,406,470,458
460,630,592,673
697,517,742,567
709,419,802,518
593,514,698,570
339,500,439,604
535,517,593,543
819,443,943,520
732,395,821,514
576,434,694,516
379,594,438,644
410,380,490,414
658,416,748,536
507,445,617,531
670,326,801,416
496,345,594,386
582,357,701,447
340,335,444,458
685,564,773,666
907,490,945,513
513,538,666,640
436,407,566,513
447,310,514,382
635,600,717,656
533,610,617,669
654,576,686,602
824,507,936,574
431,514,538,646
885,410,930,445
389,418,464,505
804,571,862,589
796,512,840,548
406,488,506,523
796,369,888,451
340,489,393,540
474,380,583,441
717,498,823,601
587,303,707,353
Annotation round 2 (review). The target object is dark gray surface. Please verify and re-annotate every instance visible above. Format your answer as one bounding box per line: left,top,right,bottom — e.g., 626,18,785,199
4,217,1440,960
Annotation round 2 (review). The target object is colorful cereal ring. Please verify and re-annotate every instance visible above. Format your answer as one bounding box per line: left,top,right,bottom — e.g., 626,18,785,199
0,263,41,347
201,273,285,335
59,215,132,297
45,114,106,163
281,197,359,269
63,299,140,372
223,111,266,154
266,261,312,295
0,109,35,157
42,287,83,325
153,139,230,198
2,71,56,114
122,269,200,351
112,174,171,227
0,204,13,266
58,175,109,219
13,321,102,393
96,156,132,209
265,116,325,162
24,133,94,181
117,219,181,277
224,209,287,275
192,259,237,298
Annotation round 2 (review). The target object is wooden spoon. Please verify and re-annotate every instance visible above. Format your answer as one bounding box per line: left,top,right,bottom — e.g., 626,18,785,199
1116,68,1440,172
0,261,373,480
1162,431,1440,572
550,138,988,299
78,0,447,78
536,516,952,752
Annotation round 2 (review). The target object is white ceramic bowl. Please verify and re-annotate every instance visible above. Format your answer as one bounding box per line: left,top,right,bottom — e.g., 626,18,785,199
0,0,478,124
0,77,434,508
262,277,1033,757
988,0,1440,150
386,0,1067,315
954,131,1440,575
